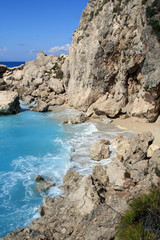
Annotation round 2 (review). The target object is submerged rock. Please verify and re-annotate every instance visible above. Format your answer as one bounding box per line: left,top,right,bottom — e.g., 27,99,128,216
34,175,56,193
34,175,45,182
0,91,20,115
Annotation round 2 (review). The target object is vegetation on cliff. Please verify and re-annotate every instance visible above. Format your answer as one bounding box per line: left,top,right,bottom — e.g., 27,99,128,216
116,186,160,240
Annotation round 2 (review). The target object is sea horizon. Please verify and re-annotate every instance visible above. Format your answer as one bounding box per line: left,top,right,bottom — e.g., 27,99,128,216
1,61,25,68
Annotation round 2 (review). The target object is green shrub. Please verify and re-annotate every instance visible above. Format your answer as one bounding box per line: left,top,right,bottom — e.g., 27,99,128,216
146,6,156,19
146,1,160,42
155,167,160,177
55,69,63,79
53,62,63,79
89,11,94,21
116,186,160,240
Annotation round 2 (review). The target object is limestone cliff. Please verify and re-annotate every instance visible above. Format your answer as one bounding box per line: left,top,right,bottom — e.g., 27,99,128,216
1,0,160,121
63,0,160,122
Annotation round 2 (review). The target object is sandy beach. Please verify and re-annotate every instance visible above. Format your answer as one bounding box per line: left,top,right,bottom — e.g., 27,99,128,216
113,117,160,146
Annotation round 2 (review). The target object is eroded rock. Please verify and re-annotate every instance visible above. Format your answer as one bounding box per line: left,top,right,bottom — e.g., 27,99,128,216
0,91,20,114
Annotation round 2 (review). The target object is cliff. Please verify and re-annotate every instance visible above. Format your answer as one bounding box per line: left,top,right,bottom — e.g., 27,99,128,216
63,0,160,122
1,0,160,122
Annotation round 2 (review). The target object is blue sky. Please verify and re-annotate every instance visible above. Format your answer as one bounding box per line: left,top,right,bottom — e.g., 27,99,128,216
0,0,88,61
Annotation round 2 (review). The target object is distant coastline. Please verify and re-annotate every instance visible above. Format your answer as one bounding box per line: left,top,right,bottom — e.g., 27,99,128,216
1,61,25,68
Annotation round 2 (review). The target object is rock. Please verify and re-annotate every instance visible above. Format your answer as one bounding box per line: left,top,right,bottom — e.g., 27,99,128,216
55,96,65,106
34,175,45,182
149,149,160,171
32,101,48,112
147,144,160,158
63,113,87,124
111,135,127,147
35,180,56,194
0,91,20,114
116,138,130,157
99,115,113,124
90,139,110,161
63,170,82,191
34,175,56,193
92,165,109,187
33,78,43,87
93,97,124,118
12,69,23,81
112,132,154,166
131,95,160,123
48,78,64,94
2,132,160,240
71,113,87,124
106,159,127,188
0,64,7,74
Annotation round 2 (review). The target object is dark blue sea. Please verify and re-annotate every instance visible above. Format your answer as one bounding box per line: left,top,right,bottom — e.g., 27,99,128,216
1,62,25,68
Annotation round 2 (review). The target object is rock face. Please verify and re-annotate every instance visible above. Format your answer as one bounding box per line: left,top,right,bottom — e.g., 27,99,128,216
62,0,160,122
2,132,160,240
0,91,20,114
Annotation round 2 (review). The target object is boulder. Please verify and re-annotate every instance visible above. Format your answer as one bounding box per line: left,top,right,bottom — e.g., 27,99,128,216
34,176,56,194
63,113,87,124
131,95,160,123
0,91,20,114
32,101,48,112
147,144,160,158
48,78,64,94
90,139,110,161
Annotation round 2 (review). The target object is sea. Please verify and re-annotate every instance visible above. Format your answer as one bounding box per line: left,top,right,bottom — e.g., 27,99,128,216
0,62,133,238
1,62,25,68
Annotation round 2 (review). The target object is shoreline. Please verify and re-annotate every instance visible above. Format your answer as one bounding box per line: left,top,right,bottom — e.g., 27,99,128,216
112,117,160,146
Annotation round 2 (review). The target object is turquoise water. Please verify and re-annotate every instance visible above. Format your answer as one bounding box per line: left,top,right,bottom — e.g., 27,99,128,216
0,105,71,237
0,103,132,238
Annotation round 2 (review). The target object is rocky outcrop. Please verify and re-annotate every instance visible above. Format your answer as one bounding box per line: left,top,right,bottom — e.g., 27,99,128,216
0,91,20,114
2,132,159,240
62,0,160,122
2,52,67,111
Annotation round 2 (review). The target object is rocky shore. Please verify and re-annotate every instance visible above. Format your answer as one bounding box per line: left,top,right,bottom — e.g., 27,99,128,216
0,0,160,238
1,132,160,240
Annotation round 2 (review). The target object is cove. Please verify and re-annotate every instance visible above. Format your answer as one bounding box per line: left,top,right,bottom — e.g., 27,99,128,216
0,104,71,237
0,104,132,238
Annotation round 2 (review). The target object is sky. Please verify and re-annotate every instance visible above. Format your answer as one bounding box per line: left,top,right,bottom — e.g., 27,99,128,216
0,0,89,61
